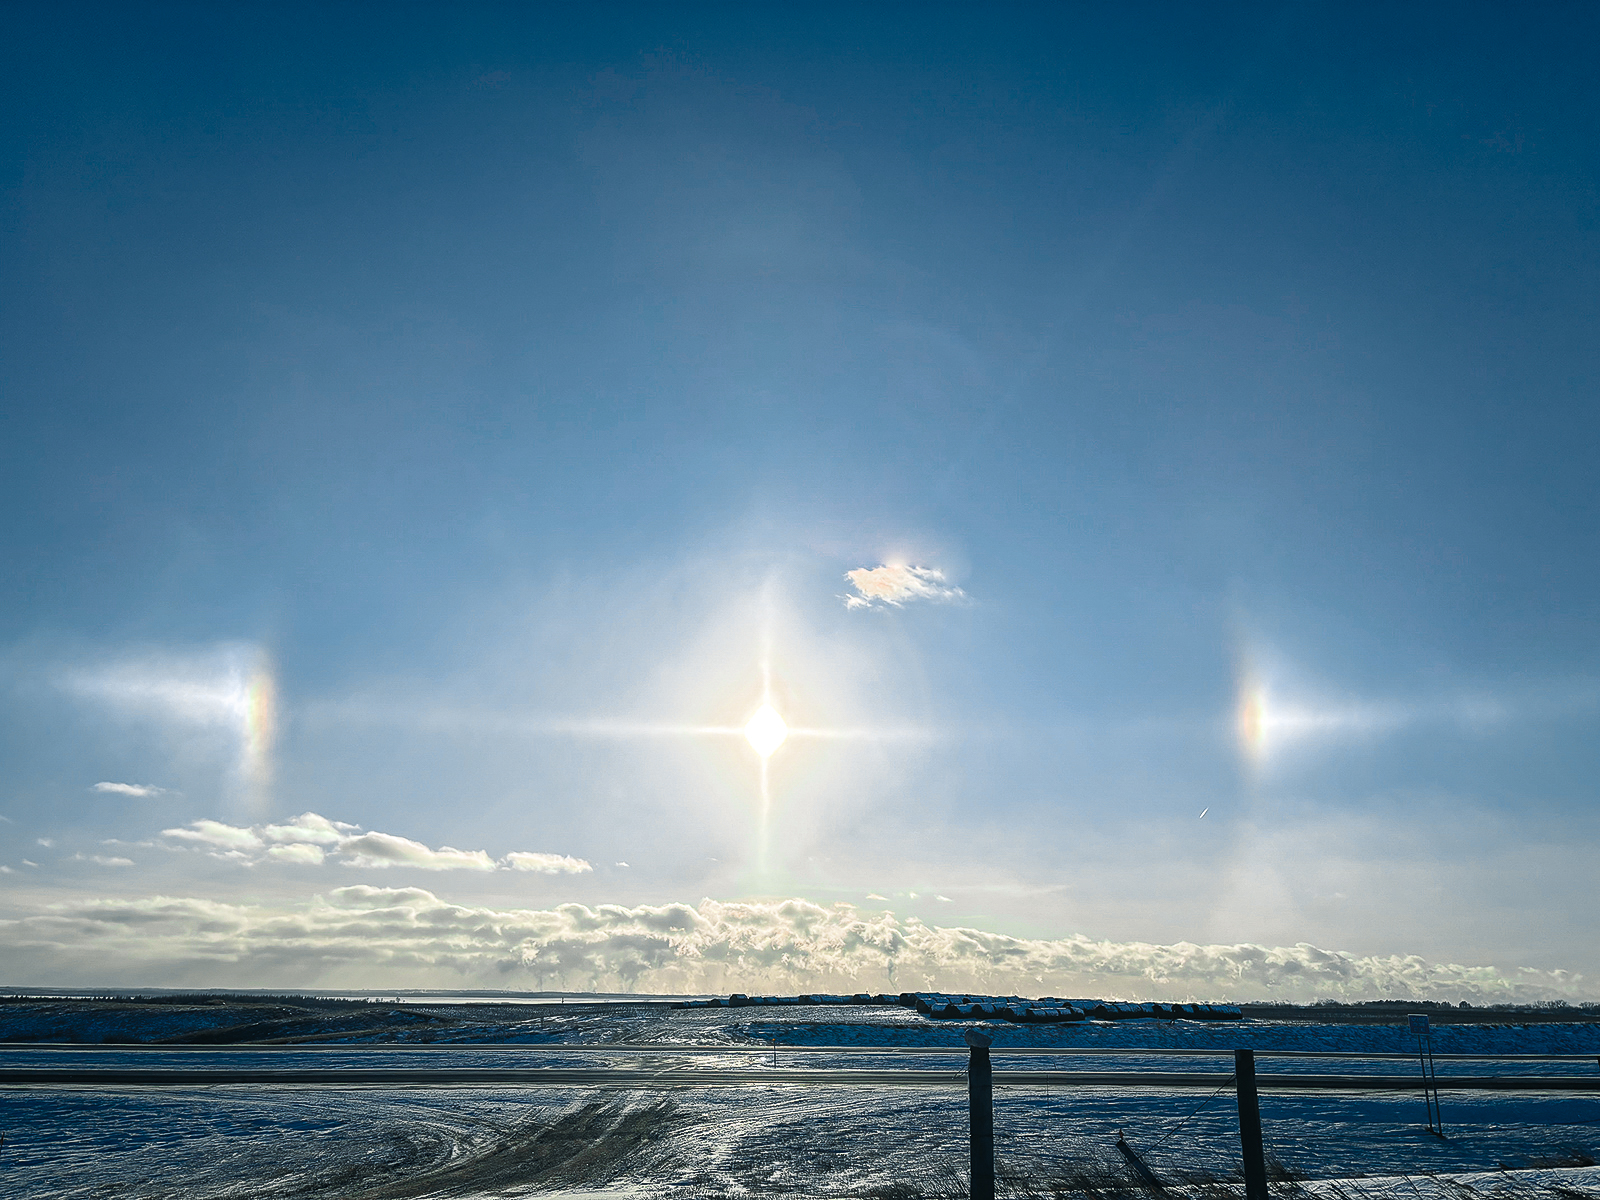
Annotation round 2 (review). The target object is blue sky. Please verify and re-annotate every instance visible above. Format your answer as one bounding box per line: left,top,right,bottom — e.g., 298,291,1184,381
1,3,1597,998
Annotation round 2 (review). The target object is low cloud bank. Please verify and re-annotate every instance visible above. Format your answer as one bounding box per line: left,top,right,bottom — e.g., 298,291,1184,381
162,812,591,875
0,889,1583,1001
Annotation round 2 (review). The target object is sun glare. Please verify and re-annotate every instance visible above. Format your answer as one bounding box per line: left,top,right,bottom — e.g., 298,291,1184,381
744,704,788,758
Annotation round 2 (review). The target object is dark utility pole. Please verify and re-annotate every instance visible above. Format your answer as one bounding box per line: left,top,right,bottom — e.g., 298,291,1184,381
966,1028,995,1200
1235,1048,1269,1200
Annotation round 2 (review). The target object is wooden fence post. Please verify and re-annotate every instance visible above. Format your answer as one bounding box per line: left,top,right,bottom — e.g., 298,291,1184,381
1235,1048,1269,1200
966,1028,995,1200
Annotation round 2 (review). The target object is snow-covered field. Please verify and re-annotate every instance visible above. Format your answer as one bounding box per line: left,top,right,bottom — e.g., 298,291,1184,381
2,998,1597,1198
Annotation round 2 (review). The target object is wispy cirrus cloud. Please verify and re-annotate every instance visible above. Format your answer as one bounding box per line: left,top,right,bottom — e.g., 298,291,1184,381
843,565,965,610
0,887,1581,1001
92,782,170,797
160,812,591,875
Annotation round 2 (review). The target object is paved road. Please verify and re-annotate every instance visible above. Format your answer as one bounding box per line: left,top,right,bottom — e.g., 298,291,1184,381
3,1042,1597,1059
3,1066,1599,1089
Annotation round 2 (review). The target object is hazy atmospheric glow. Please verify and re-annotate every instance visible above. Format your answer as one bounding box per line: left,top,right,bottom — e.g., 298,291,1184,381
4,9,1597,999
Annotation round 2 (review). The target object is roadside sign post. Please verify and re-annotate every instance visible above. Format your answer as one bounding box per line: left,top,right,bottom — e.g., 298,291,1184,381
1410,1014,1443,1135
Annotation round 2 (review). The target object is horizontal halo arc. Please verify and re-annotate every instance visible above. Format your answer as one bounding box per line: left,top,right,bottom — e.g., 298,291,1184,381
783,727,932,740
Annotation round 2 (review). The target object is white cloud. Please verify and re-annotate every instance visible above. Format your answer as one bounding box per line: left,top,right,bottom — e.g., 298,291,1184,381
328,884,438,908
92,782,169,797
843,565,965,610
159,813,587,875
264,843,326,865
162,819,263,851
36,839,53,848
866,893,888,901
339,832,496,872
0,889,1582,1002
73,854,134,867
505,851,594,875
260,813,352,845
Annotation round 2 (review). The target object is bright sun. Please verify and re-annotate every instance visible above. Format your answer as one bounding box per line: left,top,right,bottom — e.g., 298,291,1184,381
744,704,788,758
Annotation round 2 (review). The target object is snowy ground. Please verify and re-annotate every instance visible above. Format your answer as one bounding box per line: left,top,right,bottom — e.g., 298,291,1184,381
2,997,1597,1198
